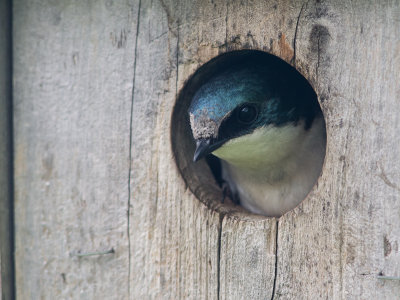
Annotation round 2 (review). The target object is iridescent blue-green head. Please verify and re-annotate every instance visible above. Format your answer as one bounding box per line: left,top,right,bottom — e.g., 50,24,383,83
189,61,321,165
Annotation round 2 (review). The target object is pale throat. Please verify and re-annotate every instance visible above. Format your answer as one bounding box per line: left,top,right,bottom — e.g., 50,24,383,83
212,124,307,174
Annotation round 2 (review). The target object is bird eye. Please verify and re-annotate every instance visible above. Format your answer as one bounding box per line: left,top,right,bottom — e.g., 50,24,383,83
237,104,258,124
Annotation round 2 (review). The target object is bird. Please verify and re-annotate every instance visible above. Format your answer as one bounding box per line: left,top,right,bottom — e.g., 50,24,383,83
188,54,326,217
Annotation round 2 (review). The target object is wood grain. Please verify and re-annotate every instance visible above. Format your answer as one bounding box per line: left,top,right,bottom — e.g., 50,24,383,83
276,2,400,298
13,0,400,299
128,1,222,297
13,0,139,298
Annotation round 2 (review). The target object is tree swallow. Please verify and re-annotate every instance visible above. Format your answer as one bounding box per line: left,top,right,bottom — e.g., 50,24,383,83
188,56,326,217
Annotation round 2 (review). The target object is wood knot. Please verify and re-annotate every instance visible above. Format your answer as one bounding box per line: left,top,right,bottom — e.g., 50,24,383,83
309,24,330,55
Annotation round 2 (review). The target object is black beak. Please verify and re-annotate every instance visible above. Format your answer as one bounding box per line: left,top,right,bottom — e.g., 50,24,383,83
193,138,227,162
193,139,212,162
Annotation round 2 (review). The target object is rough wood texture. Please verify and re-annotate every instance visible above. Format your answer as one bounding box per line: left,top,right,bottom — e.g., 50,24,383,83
128,1,222,298
13,0,400,299
276,2,400,299
13,0,139,298
0,0,13,298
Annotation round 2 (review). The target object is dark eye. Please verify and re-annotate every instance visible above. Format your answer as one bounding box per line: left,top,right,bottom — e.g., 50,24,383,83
237,104,258,124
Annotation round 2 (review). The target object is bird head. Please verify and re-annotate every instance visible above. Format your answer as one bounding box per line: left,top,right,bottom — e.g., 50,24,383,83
189,59,320,169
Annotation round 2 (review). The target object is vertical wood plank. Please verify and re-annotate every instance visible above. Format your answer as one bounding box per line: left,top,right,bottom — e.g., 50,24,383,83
0,0,13,298
128,1,223,298
276,1,400,299
13,1,139,298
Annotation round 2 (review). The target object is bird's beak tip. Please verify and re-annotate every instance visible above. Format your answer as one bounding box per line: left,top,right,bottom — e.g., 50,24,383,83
193,151,201,162
193,139,211,163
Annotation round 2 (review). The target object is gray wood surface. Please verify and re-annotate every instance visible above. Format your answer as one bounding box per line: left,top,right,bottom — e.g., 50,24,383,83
13,0,139,298
13,0,400,299
276,2,400,299
0,0,13,298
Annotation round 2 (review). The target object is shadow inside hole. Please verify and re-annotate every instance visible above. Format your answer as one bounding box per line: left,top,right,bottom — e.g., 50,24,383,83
171,50,324,215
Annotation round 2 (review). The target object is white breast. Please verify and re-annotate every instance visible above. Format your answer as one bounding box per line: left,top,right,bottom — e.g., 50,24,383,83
212,117,326,217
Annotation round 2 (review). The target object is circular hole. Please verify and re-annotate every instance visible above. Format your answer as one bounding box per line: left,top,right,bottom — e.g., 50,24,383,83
171,50,326,217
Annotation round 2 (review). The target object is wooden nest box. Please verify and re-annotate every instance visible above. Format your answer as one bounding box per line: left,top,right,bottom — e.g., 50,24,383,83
1,1,399,299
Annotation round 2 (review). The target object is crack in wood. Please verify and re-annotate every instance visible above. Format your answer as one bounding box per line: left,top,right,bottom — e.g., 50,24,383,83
293,2,307,67
127,0,142,297
316,34,321,83
270,220,279,300
175,21,180,97
310,24,331,84
217,213,224,300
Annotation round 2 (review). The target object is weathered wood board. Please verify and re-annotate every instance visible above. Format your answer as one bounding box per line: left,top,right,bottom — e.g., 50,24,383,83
0,0,13,298
13,0,139,298
276,2,400,299
13,0,400,299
